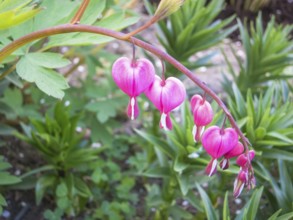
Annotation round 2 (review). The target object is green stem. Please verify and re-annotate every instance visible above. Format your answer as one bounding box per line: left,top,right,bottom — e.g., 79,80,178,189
0,24,249,151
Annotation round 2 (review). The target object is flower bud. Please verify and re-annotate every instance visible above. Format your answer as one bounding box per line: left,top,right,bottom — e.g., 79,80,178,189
154,0,185,19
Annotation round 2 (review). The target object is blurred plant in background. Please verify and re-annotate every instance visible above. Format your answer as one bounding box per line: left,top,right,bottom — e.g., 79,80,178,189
222,14,293,95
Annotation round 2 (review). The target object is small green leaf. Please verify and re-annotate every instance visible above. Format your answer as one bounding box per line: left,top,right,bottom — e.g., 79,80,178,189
268,209,282,220
0,194,7,206
197,183,218,220
276,211,293,220
36,175,56,205
223,191,230,220
143,167,170,178
57,197,69,209
73,177,92,198
56,182,68,197
177,173,189,196
0,172,21,185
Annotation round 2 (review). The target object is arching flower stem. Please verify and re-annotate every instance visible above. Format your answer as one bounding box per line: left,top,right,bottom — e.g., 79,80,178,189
0,24,249,152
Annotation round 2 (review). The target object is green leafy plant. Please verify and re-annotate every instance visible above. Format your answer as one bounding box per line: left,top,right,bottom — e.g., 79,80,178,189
145,0,236,71
222,14,293,95
227,83,293,157
0,0,42,30
0,155,21,214
15,102,101,216
131,101,240,219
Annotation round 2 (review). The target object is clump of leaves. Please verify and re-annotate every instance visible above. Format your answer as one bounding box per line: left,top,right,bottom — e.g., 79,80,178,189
222,14,293,95
0,156,21,215
228,83,293,158
145,0,236,72
15,102,101,216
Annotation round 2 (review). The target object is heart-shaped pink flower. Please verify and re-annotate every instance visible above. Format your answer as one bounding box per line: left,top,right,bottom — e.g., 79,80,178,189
190,94,213,142
112,57,155,120
145,75,186,130
202,126,238,159
202,126,238,176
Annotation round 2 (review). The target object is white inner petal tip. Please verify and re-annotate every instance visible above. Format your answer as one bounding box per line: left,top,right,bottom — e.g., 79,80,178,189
209,159,218,177
160,113,168,130
221,159,227,169
131,97,135,120
192,125,197,142
200,126,205,136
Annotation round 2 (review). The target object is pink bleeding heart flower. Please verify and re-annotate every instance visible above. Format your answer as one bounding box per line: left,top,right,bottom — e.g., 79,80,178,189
201,126,238,176
112,57,155,120
220,141,244,170
190,94,213,142
145,75,186,130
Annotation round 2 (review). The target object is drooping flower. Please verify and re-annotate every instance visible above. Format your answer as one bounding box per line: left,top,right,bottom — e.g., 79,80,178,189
220,141,244,170
112,57,155,120
233,150,256,197
201,126,238,176
190,94,213,142
145,75,186,130
233,170,248,198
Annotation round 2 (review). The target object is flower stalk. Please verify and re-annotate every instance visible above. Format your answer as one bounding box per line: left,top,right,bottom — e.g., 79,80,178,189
70,0,90,24
0,24,249,152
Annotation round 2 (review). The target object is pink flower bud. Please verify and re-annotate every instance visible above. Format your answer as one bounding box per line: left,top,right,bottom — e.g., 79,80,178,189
236,150,255,168
112,57,155,120
190,94,213,126
202,126,238,159
190,95,213,142
145,75,186,130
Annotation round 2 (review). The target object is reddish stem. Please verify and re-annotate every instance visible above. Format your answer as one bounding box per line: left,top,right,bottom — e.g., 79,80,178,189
70,0,90,24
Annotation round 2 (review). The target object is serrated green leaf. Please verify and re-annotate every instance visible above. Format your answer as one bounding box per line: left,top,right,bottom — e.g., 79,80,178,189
26,52,71,69
16,55,69,99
